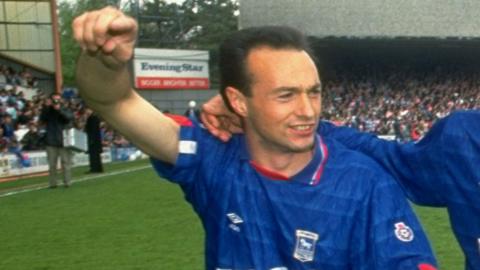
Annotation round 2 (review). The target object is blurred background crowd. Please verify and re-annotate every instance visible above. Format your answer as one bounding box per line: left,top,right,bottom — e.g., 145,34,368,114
323,67,480,141
1,62,480,159
0,63,132,158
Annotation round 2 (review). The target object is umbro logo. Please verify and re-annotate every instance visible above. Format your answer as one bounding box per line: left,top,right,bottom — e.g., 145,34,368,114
227,213,243,224
227,213,243,232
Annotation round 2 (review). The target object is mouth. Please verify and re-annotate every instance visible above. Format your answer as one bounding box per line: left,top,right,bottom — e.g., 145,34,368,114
289,124,315,135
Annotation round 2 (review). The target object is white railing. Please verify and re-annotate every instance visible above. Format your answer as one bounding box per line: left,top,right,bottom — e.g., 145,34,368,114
0,147,145,179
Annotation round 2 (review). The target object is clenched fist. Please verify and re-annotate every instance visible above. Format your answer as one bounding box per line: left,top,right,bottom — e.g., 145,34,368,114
72,6,137,64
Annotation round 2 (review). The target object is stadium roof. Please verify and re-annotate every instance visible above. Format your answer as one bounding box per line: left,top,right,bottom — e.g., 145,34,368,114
0,0,58,74
240,0,480,39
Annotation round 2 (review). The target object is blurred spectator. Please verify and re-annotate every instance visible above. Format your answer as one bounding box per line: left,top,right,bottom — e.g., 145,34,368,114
21,122,44,151
5,98,17,121
17,107,34,127
184,100,199,119
8,138,30,167
2,115,15,140
0,89,8,104
112,134,130,147
84,108,103,173
0,127,9,153
39,93,74,188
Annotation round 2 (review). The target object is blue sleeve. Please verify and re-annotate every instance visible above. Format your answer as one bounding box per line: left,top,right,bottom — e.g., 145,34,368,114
150,119,231,214
350,165,438,269
150,122,203,185
319,120,446,206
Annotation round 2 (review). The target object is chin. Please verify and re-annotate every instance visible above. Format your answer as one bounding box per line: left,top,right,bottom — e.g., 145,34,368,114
288,141,315,153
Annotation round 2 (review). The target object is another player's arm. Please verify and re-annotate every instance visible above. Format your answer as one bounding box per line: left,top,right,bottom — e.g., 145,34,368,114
73,6,179,163
319,121,446,206
361,171,438,269
200,94,243,142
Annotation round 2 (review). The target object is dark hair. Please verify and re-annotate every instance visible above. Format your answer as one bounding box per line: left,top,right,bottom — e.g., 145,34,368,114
219,25,313,111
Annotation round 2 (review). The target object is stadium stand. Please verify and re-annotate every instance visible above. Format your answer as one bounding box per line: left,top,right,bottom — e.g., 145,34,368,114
322,66,480,141
0,62,134,177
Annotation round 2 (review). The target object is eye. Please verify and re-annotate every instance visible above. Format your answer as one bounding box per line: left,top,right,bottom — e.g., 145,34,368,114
278,91,294,101
308,88,322,98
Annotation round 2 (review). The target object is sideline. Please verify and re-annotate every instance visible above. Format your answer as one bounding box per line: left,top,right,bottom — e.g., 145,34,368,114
0,165,152,198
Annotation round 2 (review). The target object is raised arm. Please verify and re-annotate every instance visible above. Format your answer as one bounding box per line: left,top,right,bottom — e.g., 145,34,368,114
73,6,179,163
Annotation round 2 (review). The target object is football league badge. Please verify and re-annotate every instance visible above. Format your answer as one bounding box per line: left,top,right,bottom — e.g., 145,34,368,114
394,222,414,242
293,230,319,262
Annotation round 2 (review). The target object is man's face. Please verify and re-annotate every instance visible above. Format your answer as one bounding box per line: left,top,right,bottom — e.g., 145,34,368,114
242,47,321,154
51,95,61,104
51,95,61,108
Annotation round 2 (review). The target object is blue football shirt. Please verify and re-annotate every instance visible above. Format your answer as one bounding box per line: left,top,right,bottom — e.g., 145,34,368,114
152,117,437,269
320,110,480,270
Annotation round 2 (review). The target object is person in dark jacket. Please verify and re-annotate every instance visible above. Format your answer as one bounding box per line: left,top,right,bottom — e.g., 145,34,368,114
85,108,103,173
20,122,44,151
39,93,74,188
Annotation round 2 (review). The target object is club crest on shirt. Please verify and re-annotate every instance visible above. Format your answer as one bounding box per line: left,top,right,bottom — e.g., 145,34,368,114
394,222,414,242
293,230,319,262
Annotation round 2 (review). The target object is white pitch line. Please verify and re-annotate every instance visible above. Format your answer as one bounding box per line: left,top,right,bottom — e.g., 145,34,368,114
0,165,152,198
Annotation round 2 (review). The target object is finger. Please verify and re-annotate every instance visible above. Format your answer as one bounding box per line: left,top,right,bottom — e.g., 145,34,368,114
202,96,223,114
202,114,229,141
205,113,221,128
104,16,137,59
202,115,220,136
200,107,218,128
102,39,117,54
72,13,88,50
211,94,224,107
219,133,231,142
199,111,210,127
206,123,221,138
93,9,122,47
83,11,101,52
216,121,232,141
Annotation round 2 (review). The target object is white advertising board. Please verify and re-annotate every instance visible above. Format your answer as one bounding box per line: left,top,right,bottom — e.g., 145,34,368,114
134,48,210,90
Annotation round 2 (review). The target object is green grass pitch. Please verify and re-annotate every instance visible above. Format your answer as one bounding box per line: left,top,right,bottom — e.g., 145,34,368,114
0,160,463,269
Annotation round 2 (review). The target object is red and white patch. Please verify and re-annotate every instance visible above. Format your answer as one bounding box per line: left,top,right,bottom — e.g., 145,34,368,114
417,263,437,270
394,222,414,242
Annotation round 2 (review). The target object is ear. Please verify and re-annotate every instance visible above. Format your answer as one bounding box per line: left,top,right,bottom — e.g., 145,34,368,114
225,86,248,117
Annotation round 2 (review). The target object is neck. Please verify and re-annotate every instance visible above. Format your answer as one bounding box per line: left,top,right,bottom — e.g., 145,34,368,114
246,134,314,177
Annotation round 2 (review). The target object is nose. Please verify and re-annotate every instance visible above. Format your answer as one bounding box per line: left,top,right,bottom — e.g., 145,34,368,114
295,93,316,119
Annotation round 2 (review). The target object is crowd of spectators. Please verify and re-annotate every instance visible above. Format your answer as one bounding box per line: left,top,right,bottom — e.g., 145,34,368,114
0,64,38,89
1,61,480,158
0,63,132,160
322,66,480,141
